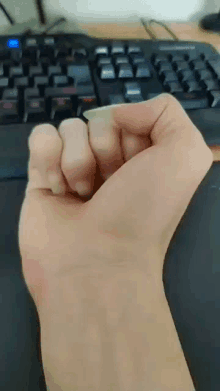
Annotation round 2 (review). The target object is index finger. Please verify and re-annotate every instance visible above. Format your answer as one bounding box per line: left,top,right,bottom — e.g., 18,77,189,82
83,93,213,177
84,93,202,143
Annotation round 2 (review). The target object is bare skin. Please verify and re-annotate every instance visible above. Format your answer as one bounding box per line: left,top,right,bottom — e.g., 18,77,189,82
18,93,213,390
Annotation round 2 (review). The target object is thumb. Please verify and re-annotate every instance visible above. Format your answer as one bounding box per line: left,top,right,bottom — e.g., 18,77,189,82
86,94,213,257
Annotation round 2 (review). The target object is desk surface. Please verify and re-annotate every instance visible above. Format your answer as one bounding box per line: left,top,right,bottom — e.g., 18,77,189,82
79,20,220,161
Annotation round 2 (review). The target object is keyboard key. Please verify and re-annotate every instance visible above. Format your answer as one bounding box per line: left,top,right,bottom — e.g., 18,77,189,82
22,49,38,63
51,97,74,120
204,53,220,62
0,78,9,87
200,79,220,91
76,83,95,97
151,54,169,66
195,69,213,81
39,57,51,66
29,65,44,77
54,47,70,58
169,54,185,62
0,100,19,123
172,91,209,109
25,88,40,100
189,60,206,70
178,69,195,82
130,54,146,64
147,92,163,100
67,64,92,84
172,61,189,72
183,80,203,92
108,94,126,105
157,63,173,73
34,76,49,86
124,81,141,96
11,50,23,63
185,53,198,61
45,86,77,97
39,47,54,59
111,43,125,55
127,45,142,54
114,56,129,65
44,37,55,46
97,57,112,67
2,88,18,100
0,50,10,61
124,81,143,102
48,65,62,76
160,71,178,83
0,63,4,76
24,99,48,123
53,75,69,86
72,48,88,61
136,63,151,78
126,95,143,103
78,96,98,117
207,61,220,78
118,64,133,78
25,38,38,47
100,65,116,79
164,82,183,93
14,77,29,87
9,65,23,78
126,95,144,103
94,46,109,56
207,91,220,108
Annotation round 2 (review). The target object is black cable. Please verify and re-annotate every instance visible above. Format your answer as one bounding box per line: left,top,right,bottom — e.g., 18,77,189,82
140,18,157,40
0,2,15,25
41,17,66,35
35,0,46,25
140,18,179,41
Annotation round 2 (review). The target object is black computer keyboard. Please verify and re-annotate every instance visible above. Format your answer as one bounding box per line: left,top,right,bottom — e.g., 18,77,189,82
0,33,220,179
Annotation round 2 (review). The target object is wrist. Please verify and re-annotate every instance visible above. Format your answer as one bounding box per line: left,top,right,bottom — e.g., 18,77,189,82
40,265,194,391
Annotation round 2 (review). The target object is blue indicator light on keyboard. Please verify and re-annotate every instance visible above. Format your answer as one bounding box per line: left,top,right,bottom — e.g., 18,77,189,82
7,39,20,48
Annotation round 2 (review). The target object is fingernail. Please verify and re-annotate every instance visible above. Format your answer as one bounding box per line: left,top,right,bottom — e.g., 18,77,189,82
83,108,103,120
75,181,91,196
83,105,119,121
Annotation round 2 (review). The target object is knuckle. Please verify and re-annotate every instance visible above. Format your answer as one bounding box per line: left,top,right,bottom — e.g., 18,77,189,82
59,117,84,131
62,154,89,173
92,145,107,156
90,138,109,155
160,92,178,107
28,124,62,157
28,123,54,141
199,144,214,166
186,139,213,171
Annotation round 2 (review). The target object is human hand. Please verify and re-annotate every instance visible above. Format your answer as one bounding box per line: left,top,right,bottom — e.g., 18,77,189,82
18,93,213,390
18,91,213,302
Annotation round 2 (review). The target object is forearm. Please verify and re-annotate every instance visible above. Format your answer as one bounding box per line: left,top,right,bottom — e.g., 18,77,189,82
41,267,195,391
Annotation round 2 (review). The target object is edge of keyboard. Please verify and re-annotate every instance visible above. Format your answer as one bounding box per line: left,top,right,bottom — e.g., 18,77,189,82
0,33,219,179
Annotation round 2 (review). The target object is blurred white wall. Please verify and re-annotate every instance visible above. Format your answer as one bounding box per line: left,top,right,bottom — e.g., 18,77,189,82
0,0,218,34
